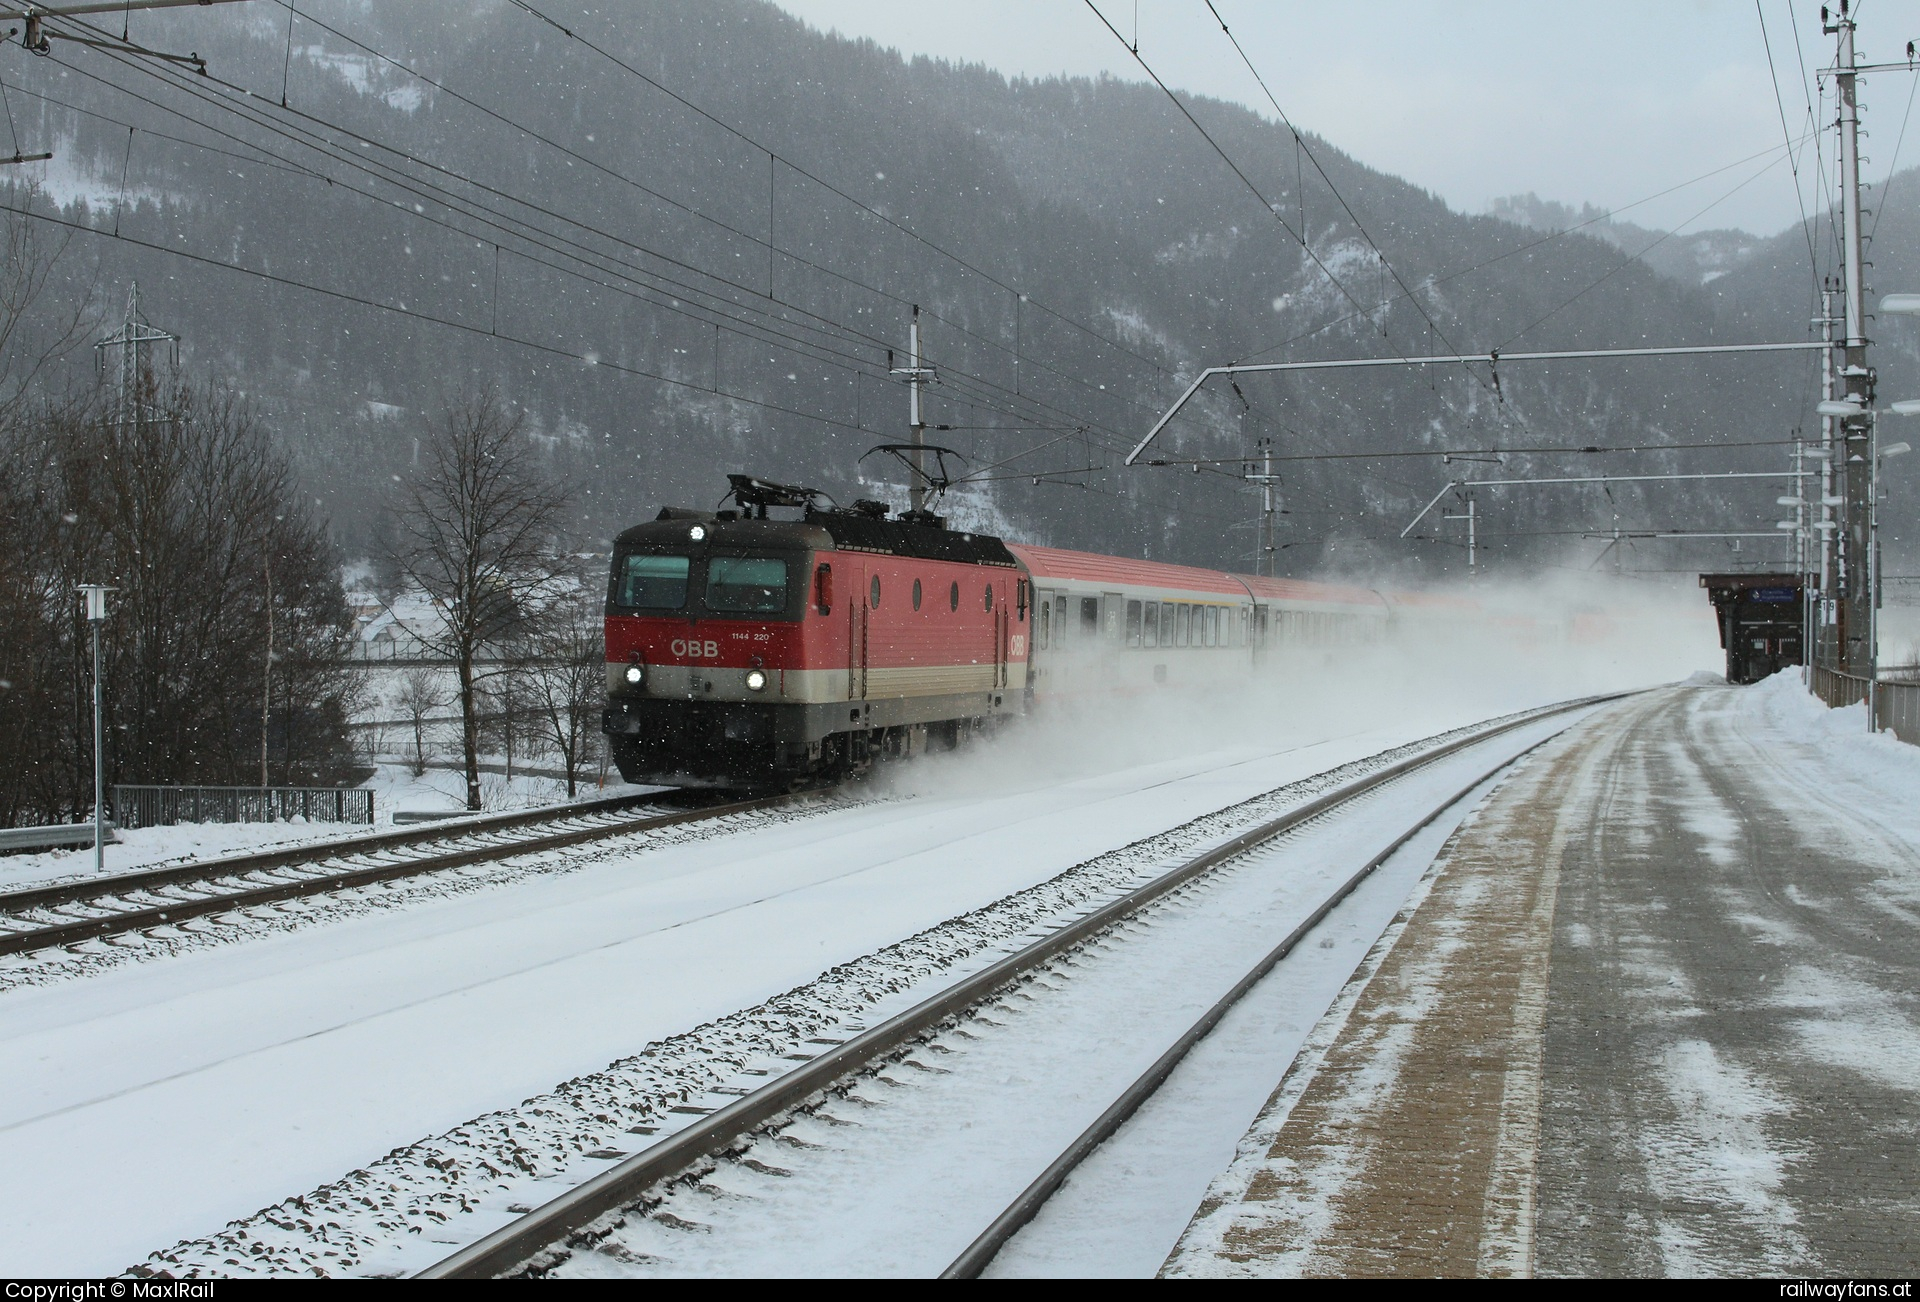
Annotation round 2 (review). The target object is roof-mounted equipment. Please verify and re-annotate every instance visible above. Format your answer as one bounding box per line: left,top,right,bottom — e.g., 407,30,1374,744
723,474,836,519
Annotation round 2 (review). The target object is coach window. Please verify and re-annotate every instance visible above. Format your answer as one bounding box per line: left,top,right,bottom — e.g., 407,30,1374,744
950,580,960,612
1143,601,1159,648
1209,607,1221,647
913,578,923,611
1125,600,1142,647
870,575,881,609
1080,596,1099,635
985,583,994,612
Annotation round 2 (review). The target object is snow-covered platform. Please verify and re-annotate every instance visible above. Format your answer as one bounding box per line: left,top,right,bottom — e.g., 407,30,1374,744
1164,679,1920,1278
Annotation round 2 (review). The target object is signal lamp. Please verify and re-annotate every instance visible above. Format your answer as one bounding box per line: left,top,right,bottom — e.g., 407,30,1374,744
745,669,768,692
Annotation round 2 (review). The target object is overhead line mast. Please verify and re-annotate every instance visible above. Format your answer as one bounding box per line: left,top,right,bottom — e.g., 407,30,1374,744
1827,1,1876,680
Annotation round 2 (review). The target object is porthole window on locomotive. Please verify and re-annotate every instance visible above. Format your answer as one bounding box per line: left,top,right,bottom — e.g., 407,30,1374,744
949,580,959,611
870,575,881,608
912,578,922,611
985,583,994,612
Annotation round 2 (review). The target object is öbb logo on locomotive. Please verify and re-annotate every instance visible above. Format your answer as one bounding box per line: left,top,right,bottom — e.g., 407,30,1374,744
600,472,1420,796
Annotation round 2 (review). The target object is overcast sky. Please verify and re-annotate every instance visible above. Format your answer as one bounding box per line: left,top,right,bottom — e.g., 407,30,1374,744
771,0,1920,237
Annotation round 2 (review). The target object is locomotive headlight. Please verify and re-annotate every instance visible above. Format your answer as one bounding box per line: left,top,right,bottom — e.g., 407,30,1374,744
689,524,706,541
623,663,644,686
745,669,768,692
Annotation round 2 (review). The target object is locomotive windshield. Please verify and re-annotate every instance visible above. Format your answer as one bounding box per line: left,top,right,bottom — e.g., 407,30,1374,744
616,554,690,609
706,556,789,613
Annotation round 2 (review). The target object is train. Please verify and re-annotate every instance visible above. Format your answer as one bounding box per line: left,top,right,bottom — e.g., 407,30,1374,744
601,474,1460,791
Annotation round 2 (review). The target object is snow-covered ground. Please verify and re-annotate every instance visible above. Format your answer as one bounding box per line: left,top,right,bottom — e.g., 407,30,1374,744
1748,670,1920,806
1,689,1556,1278
0,593,1716,1279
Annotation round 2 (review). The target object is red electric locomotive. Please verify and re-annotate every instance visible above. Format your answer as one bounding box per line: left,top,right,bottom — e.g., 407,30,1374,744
602,476,1030,789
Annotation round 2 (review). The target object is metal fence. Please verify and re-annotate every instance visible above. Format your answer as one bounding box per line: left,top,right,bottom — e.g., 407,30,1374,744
112,785,374,830
1809,666,1920,745
1877,679,1920,746
1811,664,1870,710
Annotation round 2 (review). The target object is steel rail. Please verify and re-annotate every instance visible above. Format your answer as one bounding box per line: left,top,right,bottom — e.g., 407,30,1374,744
938,739,1547,1277
420,692,1625,1279
0,791,801,959
0,789,687,917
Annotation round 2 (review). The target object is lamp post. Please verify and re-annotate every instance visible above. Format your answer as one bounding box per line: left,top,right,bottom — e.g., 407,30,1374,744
77,584,113,872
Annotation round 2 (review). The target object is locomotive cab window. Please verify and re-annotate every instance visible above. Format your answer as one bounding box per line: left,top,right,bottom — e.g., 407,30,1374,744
1038,599,1051,648
615,554,691,609
705,557,789,613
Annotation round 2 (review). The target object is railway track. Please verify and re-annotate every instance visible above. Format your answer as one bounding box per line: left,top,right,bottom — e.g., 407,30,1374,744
417,693,1625,1279
0,790,804,960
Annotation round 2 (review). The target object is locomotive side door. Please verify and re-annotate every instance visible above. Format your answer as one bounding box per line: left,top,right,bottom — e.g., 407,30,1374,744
848,561,869,700
995,591,1009,689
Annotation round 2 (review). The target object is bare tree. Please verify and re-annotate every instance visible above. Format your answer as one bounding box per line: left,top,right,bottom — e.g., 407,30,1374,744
0,181,90,423
478,660,535,784
393,665,446,778
1,370,359,826
387,388,568,810
525,582,606,799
